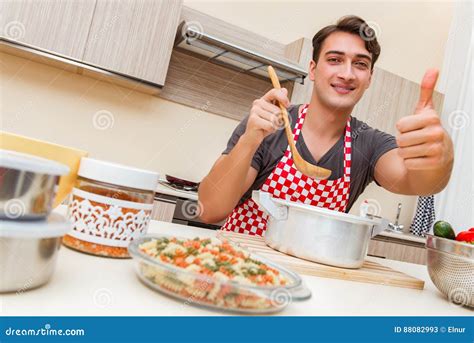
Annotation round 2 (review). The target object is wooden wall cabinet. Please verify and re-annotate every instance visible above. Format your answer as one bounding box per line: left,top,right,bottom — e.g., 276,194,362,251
1,0,183,90
83,0,182,87
0,0,96,60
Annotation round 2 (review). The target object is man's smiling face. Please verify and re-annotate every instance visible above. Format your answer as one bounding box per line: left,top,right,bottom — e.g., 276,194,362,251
310,31,373,112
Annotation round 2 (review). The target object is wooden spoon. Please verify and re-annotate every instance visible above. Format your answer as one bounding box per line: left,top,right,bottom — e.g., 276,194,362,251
267,65,331,180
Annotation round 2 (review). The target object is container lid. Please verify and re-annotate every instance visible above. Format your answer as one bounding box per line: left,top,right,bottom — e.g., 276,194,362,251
0,149,70,176
0,213,72,238
78,157,159,191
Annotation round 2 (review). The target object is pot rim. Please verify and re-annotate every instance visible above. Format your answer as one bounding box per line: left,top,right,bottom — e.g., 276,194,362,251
270,196,378,226
0,213,72,238
425,234,473,259
0,149,69,176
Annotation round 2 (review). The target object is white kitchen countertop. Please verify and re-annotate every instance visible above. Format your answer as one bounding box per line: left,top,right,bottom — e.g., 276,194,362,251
1,209,471,317
376,230,427,244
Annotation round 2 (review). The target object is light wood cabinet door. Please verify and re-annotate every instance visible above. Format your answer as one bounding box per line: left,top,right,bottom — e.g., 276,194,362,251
82,0,182,86
0,0,96,59
368,239,427,265
351,68,444,136
151,200,176,223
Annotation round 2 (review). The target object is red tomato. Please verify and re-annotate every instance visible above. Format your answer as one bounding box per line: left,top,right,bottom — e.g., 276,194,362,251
456,230,474,244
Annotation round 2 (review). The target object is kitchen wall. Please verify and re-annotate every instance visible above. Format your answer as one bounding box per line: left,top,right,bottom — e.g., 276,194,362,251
0,1,454,228
0,51,236,180
185,0,453,88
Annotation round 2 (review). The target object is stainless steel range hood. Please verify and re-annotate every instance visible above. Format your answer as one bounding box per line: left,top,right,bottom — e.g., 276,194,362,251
175,22,307,84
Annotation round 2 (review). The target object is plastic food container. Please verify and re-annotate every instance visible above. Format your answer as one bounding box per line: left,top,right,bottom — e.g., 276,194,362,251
64,158,159,258
128,235,311,314
0,213,72,293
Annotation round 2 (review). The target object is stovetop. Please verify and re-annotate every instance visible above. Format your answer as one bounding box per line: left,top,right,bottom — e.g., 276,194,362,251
158,181,198,193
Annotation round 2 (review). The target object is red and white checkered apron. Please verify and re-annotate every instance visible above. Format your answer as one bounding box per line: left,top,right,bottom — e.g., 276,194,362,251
221,104,352,236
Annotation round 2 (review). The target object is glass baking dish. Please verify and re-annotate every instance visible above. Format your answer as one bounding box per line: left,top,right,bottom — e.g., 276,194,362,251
128,235,311,314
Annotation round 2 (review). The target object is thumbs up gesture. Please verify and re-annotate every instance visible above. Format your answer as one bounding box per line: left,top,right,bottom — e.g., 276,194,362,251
395,69,451,170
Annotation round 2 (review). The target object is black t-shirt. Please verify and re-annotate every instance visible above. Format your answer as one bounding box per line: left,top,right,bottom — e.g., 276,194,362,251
222,104,398,212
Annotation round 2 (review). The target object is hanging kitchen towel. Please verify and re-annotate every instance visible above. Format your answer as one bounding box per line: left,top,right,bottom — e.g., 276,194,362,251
410,195,436,237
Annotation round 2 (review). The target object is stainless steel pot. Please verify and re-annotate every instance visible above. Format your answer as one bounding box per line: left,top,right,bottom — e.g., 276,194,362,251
0,150,69,220
0,213,72,293
252,191,389,269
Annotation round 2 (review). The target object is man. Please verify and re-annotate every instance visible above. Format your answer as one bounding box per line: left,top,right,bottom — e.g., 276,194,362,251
198,16,454,236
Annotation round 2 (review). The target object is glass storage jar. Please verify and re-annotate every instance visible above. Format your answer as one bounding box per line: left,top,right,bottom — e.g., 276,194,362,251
63,157,159,258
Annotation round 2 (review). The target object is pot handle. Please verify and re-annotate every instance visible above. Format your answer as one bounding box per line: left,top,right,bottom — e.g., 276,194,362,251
251,191,288,221
369,216,390,238
288,283,312,301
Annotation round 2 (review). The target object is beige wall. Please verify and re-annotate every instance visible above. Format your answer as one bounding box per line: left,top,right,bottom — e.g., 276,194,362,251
1,1,453,229
0,52,237,182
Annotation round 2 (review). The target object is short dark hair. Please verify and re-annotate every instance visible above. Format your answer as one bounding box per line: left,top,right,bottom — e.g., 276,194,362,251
312,16,381,70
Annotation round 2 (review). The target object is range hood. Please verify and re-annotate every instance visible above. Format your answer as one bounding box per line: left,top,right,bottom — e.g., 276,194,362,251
175,22,307,84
